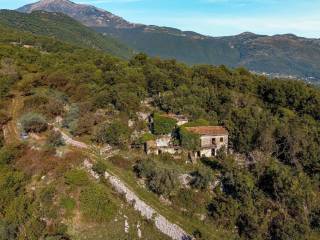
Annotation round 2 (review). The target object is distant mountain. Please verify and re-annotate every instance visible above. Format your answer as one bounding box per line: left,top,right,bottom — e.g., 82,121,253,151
0,9,133,58
17,0,320,81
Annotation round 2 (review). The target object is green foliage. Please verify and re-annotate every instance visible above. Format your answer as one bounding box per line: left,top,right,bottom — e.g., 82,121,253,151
64,169,89,187
46,130,65,148
134,159,178,196
183,119,210,127
79,183,116,222
179,127,200,151
92,161,107,175
190,167,213,190
0,145,20,165
0,23,320,239
60,196,76,214
20,112,48,133
136,132,156,145
152,113,177,135
94,120,131,146
0,10,133,59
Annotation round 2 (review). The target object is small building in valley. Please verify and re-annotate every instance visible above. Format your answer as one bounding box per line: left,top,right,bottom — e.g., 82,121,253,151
186,126,229,159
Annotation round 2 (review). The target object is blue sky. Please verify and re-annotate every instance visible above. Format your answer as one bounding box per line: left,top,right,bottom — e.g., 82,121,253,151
1,0,320,38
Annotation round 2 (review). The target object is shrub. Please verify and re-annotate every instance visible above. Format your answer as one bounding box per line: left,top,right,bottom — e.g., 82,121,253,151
20,112,48,133
152,113,177,135
64,169,89,187
39,186,56,204
147,168,178,196
60,196,76,214
134,159,178,196
79,183,116,222
136,132,156,145
190,168,213,190
46,130,65,147
92,161,107,175
62,104,80,129
94,120,131,146
0,146,19,165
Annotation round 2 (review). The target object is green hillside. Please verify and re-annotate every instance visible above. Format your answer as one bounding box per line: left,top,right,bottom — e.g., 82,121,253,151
0,26,320,240
0,10,133,59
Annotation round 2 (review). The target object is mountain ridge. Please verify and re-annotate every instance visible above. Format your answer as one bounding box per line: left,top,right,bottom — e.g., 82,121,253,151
17,0,320,82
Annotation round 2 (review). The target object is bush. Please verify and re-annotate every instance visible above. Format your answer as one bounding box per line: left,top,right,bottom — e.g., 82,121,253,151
94,120,131,146
152,113,177,135
190,168,213,190
0,146,20,165
60,196,76,214
39,186,56,204
147,168,178,196
79,183,116,222
46,130,65,147
134,159,178,196
92,161,107,175
20,112,47,133
64,169,89,187
136,132,156,145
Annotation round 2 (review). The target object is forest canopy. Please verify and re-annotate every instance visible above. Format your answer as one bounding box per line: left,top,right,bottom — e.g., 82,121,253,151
0,26,320,240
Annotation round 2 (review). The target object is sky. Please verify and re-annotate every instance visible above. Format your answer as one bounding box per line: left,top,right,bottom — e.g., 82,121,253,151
1,0,320,38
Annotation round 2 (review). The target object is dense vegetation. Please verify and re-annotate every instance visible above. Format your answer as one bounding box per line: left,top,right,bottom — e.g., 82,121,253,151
0,10,133,59
0,25,320,240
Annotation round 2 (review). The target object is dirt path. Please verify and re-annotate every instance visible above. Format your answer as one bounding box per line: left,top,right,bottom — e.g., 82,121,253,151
57,129,191,240
4,96,191,240
4,95,24,144
54,127,89,149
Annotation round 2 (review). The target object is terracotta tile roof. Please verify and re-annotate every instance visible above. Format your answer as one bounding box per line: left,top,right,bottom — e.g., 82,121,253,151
185,126,228,136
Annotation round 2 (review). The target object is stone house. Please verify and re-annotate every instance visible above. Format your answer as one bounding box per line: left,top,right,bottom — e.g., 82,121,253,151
185,126,228,159
145,134,181,155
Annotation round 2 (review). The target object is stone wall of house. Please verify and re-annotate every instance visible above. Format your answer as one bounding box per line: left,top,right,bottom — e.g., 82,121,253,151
156,135,172,147
200,135,228,150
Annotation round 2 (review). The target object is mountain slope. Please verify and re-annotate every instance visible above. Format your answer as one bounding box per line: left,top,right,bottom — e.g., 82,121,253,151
0,9,133,58
17,0,320,81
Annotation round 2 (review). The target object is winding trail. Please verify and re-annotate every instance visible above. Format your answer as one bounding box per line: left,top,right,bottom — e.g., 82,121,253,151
3,94,24,144
4,95,192,240
55,128,191,240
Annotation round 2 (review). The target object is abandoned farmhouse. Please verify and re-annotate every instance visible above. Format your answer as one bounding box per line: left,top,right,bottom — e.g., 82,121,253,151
144,113,229,159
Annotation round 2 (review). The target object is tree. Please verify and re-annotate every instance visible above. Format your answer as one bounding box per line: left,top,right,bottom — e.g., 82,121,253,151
20,112,48,133
46,130,64,147
190,167,213,190
94,120,131,147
